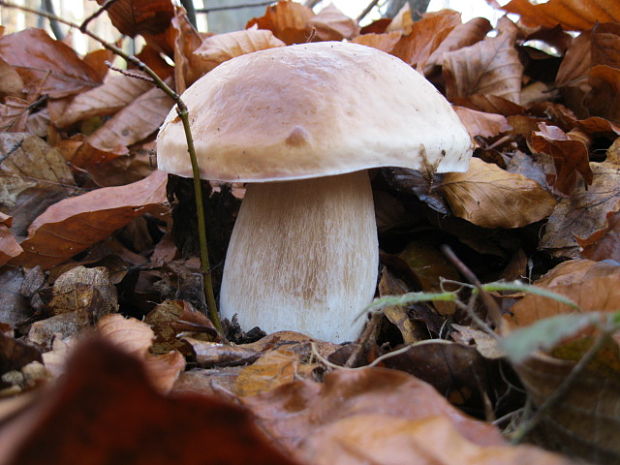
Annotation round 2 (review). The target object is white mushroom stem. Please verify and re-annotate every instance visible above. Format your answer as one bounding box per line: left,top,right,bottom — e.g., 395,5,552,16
220,170,379,343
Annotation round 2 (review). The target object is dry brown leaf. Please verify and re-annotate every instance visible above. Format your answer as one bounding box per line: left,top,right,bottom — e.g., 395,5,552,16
528,123,593,194
0,212,21,266
0,57,23,97
82,48,115,82
441,158,556,229
386,3,414,34
81,85,173,158
391,9,462,69
299,414,573,465
308,3,359,41
95,0,175,37
0,133,77,237
11,170,168,269
0,29,100,99
443,21,523,104
192,28,285,75
170,5,204,92
587,64,620,123
246,1,315,45
242,367,505,453
49,266,117,319
577,209,620,261
540,139,620,254
55,70,154,128
97,313,185,393
498,0,620,31
351,31,401,54
454,105,512,139
424,17,493,74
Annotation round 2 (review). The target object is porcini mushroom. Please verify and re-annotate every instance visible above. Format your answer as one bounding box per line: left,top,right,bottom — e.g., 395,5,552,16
157,41,472,343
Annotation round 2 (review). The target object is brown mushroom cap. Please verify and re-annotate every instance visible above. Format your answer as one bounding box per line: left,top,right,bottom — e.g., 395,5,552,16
156,41,472,182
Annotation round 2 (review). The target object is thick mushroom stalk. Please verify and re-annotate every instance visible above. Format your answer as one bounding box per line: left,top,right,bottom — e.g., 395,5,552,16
220,171,378,342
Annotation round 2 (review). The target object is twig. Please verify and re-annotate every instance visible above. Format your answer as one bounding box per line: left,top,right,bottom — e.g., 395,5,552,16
441,244,503,329
356,0,380,24
510,330,611,444
79,0,119,32
195,1,274,14
105,62,155,83
40,0,63,40
0,0,222,333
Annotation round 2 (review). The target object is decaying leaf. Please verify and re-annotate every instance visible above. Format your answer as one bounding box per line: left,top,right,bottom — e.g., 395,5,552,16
454,105,512,139
528,123,593,194
351,31,401,53
391,9,462,69
540,140,620,254
0,338,297,465
0,133,77,237
443,19,523,104
95,0,175,37
441,158,556,229
0,28,100,99
192,28,285,74
54,71,154,128
0,212,21,266
577,209,620,261
498,0,620,31
0,57,24,97
308,4,360,41
11,170,168,269
246,1,315,45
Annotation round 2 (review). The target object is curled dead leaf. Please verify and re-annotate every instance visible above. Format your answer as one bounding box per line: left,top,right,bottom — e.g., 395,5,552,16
441,158,556,229
246,1,315,45
351,31,401,54
11,170,168,269
308,4,359,41
454,105,512,139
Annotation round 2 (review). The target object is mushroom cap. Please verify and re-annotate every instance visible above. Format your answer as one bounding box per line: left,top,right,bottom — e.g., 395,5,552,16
157,41,472,182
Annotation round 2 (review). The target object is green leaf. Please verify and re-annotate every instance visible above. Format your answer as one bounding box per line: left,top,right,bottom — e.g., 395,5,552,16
362,291,457,316
502,313,602,362
481,281,580,309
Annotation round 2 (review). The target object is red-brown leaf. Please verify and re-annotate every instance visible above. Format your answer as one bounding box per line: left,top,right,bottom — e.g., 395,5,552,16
246,1,315,45
95,0,175,37
0,212,21,266
10,170,168,269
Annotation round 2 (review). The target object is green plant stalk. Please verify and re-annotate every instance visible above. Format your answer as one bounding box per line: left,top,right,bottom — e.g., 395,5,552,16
0,1,222,331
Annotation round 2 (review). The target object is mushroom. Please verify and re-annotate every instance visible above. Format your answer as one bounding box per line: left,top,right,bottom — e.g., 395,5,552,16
157,41,472,343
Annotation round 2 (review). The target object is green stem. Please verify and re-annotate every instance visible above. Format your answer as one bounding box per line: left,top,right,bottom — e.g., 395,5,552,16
0,1,222,331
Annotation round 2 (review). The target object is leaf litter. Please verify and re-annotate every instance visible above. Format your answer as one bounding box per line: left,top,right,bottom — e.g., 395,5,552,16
0,1,619,465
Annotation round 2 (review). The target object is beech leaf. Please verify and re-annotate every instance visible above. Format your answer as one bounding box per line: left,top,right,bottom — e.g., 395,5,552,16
453,105,512,139
0,212,21,266
246,1,315,45
94,0,175,37
308,4,360,41
11,170,169,269
441,158,556,229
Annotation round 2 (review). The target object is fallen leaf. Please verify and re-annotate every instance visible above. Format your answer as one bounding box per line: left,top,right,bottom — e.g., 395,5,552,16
75,85,173,165
0,133,77,237
11,170,168,269
82,48,115,82
95,0,175,37
454,105,512,139
528,123,593,194
0,338,298,465
97,314,185,393
424,17,493,74
308,3,360,41
587,64,620,123
192,27,285,74
540,140,620,254
391,9,462,69
443,21,523,104
242,367,505,452
27,310,91,350
497,0,620,31
0,268,31,327
54,70,154,128
0,212,21,266
441,158,556,228
299,414,573,465
0,28,100,99
246,1,315,45
577,209,620,261
351,31,401,54
0,57,24,97
48,266,117,319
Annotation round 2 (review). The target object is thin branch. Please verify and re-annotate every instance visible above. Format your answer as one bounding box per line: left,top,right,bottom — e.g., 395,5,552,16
441,244,503,329
0,0,222,332
41,0,63,39
356,0,380,24
510,331,611,444
195,1,274,14
105,62,156,84
79,0,120,32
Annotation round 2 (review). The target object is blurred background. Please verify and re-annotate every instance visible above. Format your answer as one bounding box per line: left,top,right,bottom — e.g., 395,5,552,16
0,0,504,54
